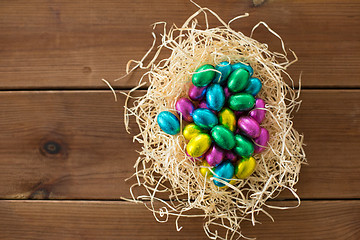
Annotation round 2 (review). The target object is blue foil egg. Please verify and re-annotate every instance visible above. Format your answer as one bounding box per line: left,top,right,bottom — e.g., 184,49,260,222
206,84,225,111
213,160,235,187
244,77,262,96
213,61,232,85
231,62,254,77
192,108,218,130
157,111,180,135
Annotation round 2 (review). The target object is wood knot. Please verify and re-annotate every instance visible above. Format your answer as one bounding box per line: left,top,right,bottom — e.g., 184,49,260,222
40,138,68,159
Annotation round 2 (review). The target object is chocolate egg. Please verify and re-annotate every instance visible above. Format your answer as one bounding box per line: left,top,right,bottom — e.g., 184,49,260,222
218,108,236,132
234,156,256,179
199,160,214,178
231,62,254,77
186,133,212,157
223,87,232,100
189,84,207,101
237,116,261,138
254,127,269,153
157,111,180,135
249,98,266,124
228,93,255,111
227,68,250,93
220,176,238,189
183,123,204,141
234,134,254,157
186,150,203,162
205,145,225,166
224,150,237,163
192,64,216,87
206,84,225,111
193,108,218,130
213,61,232,85
198,100,217,114
213,160,235,187
175,98,195,122
244,77,262,96
211,125,236,150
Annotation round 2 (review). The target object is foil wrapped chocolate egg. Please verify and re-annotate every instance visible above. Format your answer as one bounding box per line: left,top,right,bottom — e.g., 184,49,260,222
218,108,236,132
227,68,250,93
231,62,254,77
249,98,266,124
186,133,212,157
199,160,214,178
206,83,225,112
228,93,255,111
157,111,180,135
175,98,195,122
237,116,261,139
244,77,262,96
254,127,269,153
188,84,207,101
183,123,204,141
224,150,237,163
234,156,256,179
205,144,225,166
213,160,235,187
211,125,236,150
192,64,216,87
234,134,254,157
213,61,232,85
193,108,218,130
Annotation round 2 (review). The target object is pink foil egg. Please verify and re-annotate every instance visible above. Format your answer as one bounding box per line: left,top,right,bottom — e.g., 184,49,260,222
198,100,217,114
237,116,261,139
205,145,225,166
254,127,269,153
189,84,207,101
175,98,195,122
224,150,237,163
223,87,232,100
249,98,266,124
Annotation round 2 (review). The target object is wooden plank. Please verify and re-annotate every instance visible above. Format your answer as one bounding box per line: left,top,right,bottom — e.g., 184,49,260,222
0,90,359,200
0,0,359,89
0,200,359,240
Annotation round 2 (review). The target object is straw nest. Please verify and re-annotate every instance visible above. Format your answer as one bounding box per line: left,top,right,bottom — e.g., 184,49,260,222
121,4,306,240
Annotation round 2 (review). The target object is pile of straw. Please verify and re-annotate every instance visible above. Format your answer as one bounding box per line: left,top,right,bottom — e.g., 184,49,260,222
122,4,306,240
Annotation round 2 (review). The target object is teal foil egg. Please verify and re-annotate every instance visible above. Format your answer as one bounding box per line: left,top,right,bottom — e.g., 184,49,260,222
244,77,262,96
228,93,255,111
192,64,216,87
231,62,254,77
213,61,232,85
213,160,235,187
206,84,225,112
157,111,180,135
192,108,218,130
227,68,250,93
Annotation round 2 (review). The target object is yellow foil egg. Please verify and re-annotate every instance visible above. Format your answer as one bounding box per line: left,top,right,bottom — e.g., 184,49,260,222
234,156,257,179
199,160,214,178
183,123,204,141
218,108,236,132
220,176,238,189
186,133,211,157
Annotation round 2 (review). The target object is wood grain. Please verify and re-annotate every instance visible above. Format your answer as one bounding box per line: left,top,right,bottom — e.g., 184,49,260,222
0,200,359,240
0,0,359,89
0,90,358,200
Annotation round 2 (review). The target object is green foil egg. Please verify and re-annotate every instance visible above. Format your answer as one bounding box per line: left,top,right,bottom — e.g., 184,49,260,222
186,133,212,157
234,134,254,157
228,93,255,111
192,64,216,87
183,123,204,141
211,125,235,150
218,108,236,132
227,68,250,92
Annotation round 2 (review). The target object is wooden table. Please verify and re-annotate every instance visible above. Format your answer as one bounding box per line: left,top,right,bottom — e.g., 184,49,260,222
0,1,359,239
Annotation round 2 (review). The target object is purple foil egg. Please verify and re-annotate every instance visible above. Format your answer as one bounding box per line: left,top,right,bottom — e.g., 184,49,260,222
224,150,237,163
234,111,245,118
189,84,207,101
175,98,195,122
254,127,269,153
223,87,232,100
198,100,217,114
249,98,266,124
205,145,225,166
237,116,261,139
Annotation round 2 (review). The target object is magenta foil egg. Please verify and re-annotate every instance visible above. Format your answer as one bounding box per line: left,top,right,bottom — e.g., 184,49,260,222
249,98,266,124
237,116,261,139
223,87,232,99
224,150,237,163
175,98,195,122
205,145,225,166
254,127,269,153
189,84,207,101
198,100,217,114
